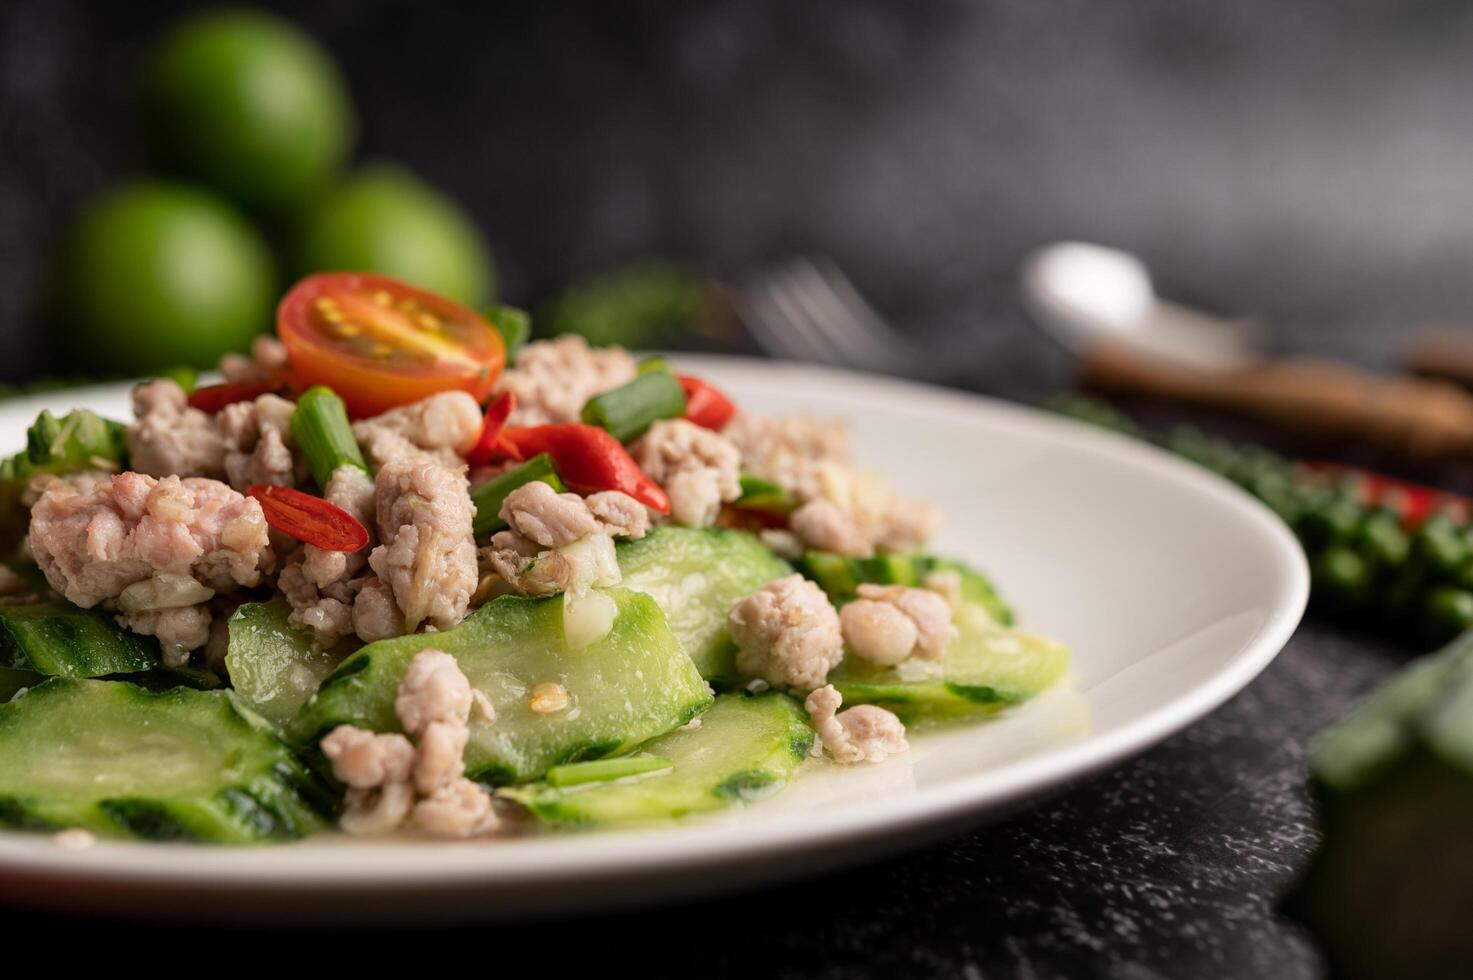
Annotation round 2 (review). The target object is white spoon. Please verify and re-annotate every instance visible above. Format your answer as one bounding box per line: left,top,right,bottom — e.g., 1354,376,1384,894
1019,242,1259,370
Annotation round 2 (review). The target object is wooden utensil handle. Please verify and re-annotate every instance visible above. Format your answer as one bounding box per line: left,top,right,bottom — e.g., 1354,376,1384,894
1081,343,1473,459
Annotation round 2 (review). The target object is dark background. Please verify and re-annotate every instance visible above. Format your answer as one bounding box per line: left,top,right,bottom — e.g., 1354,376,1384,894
0,0,1463,975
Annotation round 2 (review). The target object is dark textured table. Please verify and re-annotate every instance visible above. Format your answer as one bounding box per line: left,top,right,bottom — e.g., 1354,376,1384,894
2,1,1460,974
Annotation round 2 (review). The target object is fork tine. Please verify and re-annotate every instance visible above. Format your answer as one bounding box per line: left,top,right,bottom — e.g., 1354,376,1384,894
735,280,830,364
762,270,843,364
806,258,911,359
777,260,901,369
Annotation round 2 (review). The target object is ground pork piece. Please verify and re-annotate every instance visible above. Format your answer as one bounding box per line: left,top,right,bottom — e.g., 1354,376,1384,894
300,465,377,588
413,721,469,794
280,561,370,643
120,604,213,667
838,600,918,667
789,498,871,557
352,392,483,469
412,777,499,837
494,335,637,427
395,649,474,735
500,481,600,548
218,393,299,492
483,528,620,597
500,482,649,548
125,379,226,480
849,583,955,660
218,335,288,384
21,469,117,507
351,576,403,641
805,684,908,764
341,783,417,836
727,573,843,691
482,536,573,597
584,491,650,539
362,458,477,635
320,724,416,788
872,501,942,554
723,412,852,501
29,472,272,609
328,651,497,839
631,418,741,528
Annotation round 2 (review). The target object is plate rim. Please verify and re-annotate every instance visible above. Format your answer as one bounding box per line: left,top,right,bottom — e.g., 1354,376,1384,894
0,357,1309,893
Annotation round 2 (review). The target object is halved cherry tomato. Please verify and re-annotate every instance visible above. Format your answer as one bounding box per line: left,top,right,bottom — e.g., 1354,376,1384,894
248,484,370,552
467,392,518,468
678,374,736,430
499,424,670,513
277,272,505,418
187,380,279,414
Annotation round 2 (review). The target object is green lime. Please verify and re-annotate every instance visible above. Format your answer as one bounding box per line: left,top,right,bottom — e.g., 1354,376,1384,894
50,182,277,373
143,9,354,213
292,164,495,306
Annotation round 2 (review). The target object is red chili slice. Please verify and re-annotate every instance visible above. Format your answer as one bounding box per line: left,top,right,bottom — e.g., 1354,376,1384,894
248,484,370,552
466,392,519,468
677,375,736,430
187,380,279,414
499,424,670,513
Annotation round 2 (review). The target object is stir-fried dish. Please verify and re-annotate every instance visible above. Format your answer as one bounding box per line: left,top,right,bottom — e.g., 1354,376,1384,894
0,272,1069,844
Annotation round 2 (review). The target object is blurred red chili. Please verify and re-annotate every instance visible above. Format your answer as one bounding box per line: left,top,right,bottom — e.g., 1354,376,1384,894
248,484,370,552
1299,461,1469,527
678,374,736,430
186,380,279,414
499,424,670,513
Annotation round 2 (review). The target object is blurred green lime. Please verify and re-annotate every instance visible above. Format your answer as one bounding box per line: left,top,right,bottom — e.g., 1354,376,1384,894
50,182,277,373
143,9,355,213
292,164,495,306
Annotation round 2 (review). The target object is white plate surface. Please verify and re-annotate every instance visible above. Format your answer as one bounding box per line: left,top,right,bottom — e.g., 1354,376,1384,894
0,357,1307,921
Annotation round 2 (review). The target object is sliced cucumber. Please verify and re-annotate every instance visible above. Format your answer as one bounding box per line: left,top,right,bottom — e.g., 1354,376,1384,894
799,551,1014,626
505,692,813,826
0,601,158,677
0,679,330,842
831,605,1068,722
291,589,712,785
615,526,792,686
225,600,350,727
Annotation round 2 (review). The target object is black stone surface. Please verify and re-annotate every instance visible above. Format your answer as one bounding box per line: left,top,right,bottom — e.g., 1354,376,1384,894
0,1,1460,974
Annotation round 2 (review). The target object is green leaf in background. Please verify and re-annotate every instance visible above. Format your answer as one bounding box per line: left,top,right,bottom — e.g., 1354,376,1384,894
539,262,711,349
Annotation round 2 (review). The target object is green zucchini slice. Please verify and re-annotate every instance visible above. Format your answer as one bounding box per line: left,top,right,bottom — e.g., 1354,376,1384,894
291,589,713,785
0,678,330,842
616,525,792,686
505,691,813,826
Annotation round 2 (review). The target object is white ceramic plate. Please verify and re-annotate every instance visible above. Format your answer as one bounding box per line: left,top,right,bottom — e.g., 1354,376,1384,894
0,357,1307,922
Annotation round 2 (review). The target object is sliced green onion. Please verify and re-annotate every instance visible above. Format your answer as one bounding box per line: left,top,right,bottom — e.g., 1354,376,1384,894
486,305,531,364
580,370,686,443
291,386,368,489
545,755,673,788
734,473,795,515
471,453,566,538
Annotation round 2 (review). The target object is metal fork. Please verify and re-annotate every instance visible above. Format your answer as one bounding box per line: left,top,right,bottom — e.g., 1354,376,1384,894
736,256,932,377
